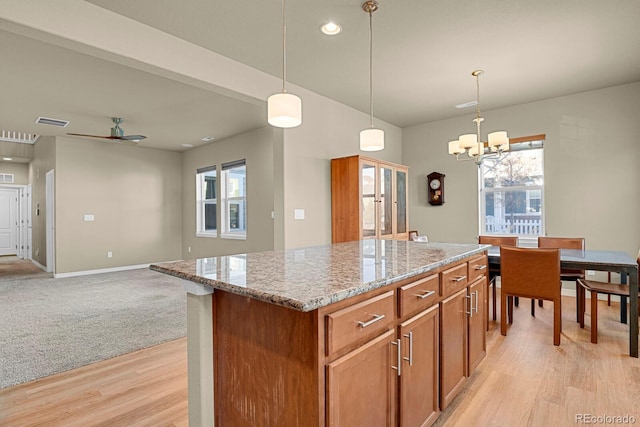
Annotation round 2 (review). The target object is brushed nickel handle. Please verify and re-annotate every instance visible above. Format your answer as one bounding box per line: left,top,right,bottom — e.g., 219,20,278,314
466,294,473,316
357,313,385,328
391,339,401,376
416,290,436,299
474,290,479,314
452,275,467,282
474,265,487,270
403,332,413,366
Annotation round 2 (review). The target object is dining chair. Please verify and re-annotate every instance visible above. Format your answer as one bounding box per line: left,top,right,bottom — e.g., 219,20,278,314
577,250,640,343
500,246,562,346
478,236,518,325
538,236,586,320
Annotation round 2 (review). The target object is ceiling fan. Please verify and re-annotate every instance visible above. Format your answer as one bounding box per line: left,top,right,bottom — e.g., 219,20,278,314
67,117,147,142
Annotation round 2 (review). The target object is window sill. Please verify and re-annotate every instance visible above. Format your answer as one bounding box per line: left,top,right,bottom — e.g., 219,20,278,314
196,232,217,238
221,233,246,240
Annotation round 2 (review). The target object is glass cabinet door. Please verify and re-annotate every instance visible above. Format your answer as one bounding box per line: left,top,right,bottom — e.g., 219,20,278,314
395,167,408,236
379,165,394,238
361,161,377,238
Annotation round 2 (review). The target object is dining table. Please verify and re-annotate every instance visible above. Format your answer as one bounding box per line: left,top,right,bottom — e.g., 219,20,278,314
486,246,639,357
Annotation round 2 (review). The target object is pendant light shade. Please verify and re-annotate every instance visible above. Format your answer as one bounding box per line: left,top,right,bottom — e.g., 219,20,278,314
268,92,302,128
268,0,302,128
359,0,383,152
360,128,384,151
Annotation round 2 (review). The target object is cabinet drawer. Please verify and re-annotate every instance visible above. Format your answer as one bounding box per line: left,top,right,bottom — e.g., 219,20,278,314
441,262,468,296
468,254,488,283
326,290,395,356
398,274,439,318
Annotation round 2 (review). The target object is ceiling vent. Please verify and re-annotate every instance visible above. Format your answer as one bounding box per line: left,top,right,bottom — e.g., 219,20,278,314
35,116,70,127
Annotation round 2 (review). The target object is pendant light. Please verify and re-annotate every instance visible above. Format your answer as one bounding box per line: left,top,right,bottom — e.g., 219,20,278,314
360,0,384,151
268,0,302,128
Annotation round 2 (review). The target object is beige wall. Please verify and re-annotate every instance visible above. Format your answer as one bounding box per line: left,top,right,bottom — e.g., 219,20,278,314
281,88,403,249
54,137,182,274
402,82,640,257
181,126,277,259
28,136,56,267
0,161,29,185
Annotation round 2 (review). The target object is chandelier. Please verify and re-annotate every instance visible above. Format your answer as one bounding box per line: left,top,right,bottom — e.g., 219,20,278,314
448,70,509,165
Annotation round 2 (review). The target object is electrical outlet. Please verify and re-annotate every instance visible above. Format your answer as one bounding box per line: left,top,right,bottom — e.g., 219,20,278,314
107,251,113,258
188,246,192,253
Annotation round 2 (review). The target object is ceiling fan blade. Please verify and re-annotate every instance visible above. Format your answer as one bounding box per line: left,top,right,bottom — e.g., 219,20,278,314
67,133,118,139
120,135,147,141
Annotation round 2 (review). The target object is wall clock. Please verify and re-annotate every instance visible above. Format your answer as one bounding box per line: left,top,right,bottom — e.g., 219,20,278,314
427,172,445,205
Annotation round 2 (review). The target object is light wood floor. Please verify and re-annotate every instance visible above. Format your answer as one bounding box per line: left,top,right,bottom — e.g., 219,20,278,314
1,294,639,426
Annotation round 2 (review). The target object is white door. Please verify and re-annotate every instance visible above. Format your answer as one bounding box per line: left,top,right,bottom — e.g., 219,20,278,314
0,187,18,256
18,185,32,259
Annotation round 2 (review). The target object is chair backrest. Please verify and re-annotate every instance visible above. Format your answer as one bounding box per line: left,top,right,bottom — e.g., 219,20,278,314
538,237,585,250
479,236,518,247
500,246,561,301
538,236,585,275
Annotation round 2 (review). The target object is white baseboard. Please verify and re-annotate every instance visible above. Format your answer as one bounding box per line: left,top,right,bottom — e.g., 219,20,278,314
54,263,151,279
30,259,47,272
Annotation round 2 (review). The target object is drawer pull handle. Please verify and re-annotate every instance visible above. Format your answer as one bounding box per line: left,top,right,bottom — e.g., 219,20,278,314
403,331,413,366
416,290,436,299
452,275,467,282
357,314,385,328
391,339,401,376
474,265,487,270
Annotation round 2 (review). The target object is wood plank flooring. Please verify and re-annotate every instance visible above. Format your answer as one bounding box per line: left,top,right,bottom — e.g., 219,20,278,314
1,294,639,426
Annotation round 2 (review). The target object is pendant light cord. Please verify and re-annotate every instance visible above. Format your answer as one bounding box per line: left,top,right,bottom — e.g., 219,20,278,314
282,0,287,93
368,8,374,128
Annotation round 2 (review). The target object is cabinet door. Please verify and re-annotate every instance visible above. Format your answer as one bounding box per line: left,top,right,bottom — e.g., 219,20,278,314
439,288,468,410
468,277,487,374
399,305,439,427
361,160,378,239
379,164,394,239
394,166,408,239
327,329,397,426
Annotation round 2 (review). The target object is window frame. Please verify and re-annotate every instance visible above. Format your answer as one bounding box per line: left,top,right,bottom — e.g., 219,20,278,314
196,166,218,238
478,136,546,239
220,160,247,240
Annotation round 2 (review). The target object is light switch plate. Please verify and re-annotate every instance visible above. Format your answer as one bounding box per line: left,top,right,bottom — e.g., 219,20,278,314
83,214,95,222
294,209,305,220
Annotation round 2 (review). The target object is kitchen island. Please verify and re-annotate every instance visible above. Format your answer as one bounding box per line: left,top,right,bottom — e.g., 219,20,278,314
151,240,489,426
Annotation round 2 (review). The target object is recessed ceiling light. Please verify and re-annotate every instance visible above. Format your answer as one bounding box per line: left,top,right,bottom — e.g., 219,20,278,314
201,136,215,142
2,157,13,161
181,143,194,148
321,22,341,36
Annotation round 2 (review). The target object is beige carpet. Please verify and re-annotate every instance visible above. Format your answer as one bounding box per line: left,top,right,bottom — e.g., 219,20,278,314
0,256,49,280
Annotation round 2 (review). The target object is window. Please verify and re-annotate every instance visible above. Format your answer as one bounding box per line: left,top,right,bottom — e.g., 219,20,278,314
479,137,544,237
196,166,217,237
221,160,246,239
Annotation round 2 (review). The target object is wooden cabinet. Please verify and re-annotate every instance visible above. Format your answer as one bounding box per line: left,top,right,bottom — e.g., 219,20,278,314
327,330,397,426
398,305,440,427
439,255,488,410
210,251,486,427
331,155,409,243
439,287,468,410
468,277,487,373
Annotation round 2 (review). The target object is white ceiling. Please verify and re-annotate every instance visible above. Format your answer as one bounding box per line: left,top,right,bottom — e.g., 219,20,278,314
1,0,639,153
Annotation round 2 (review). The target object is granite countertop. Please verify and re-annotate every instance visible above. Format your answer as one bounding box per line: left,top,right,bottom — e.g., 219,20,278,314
151,240,489,312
